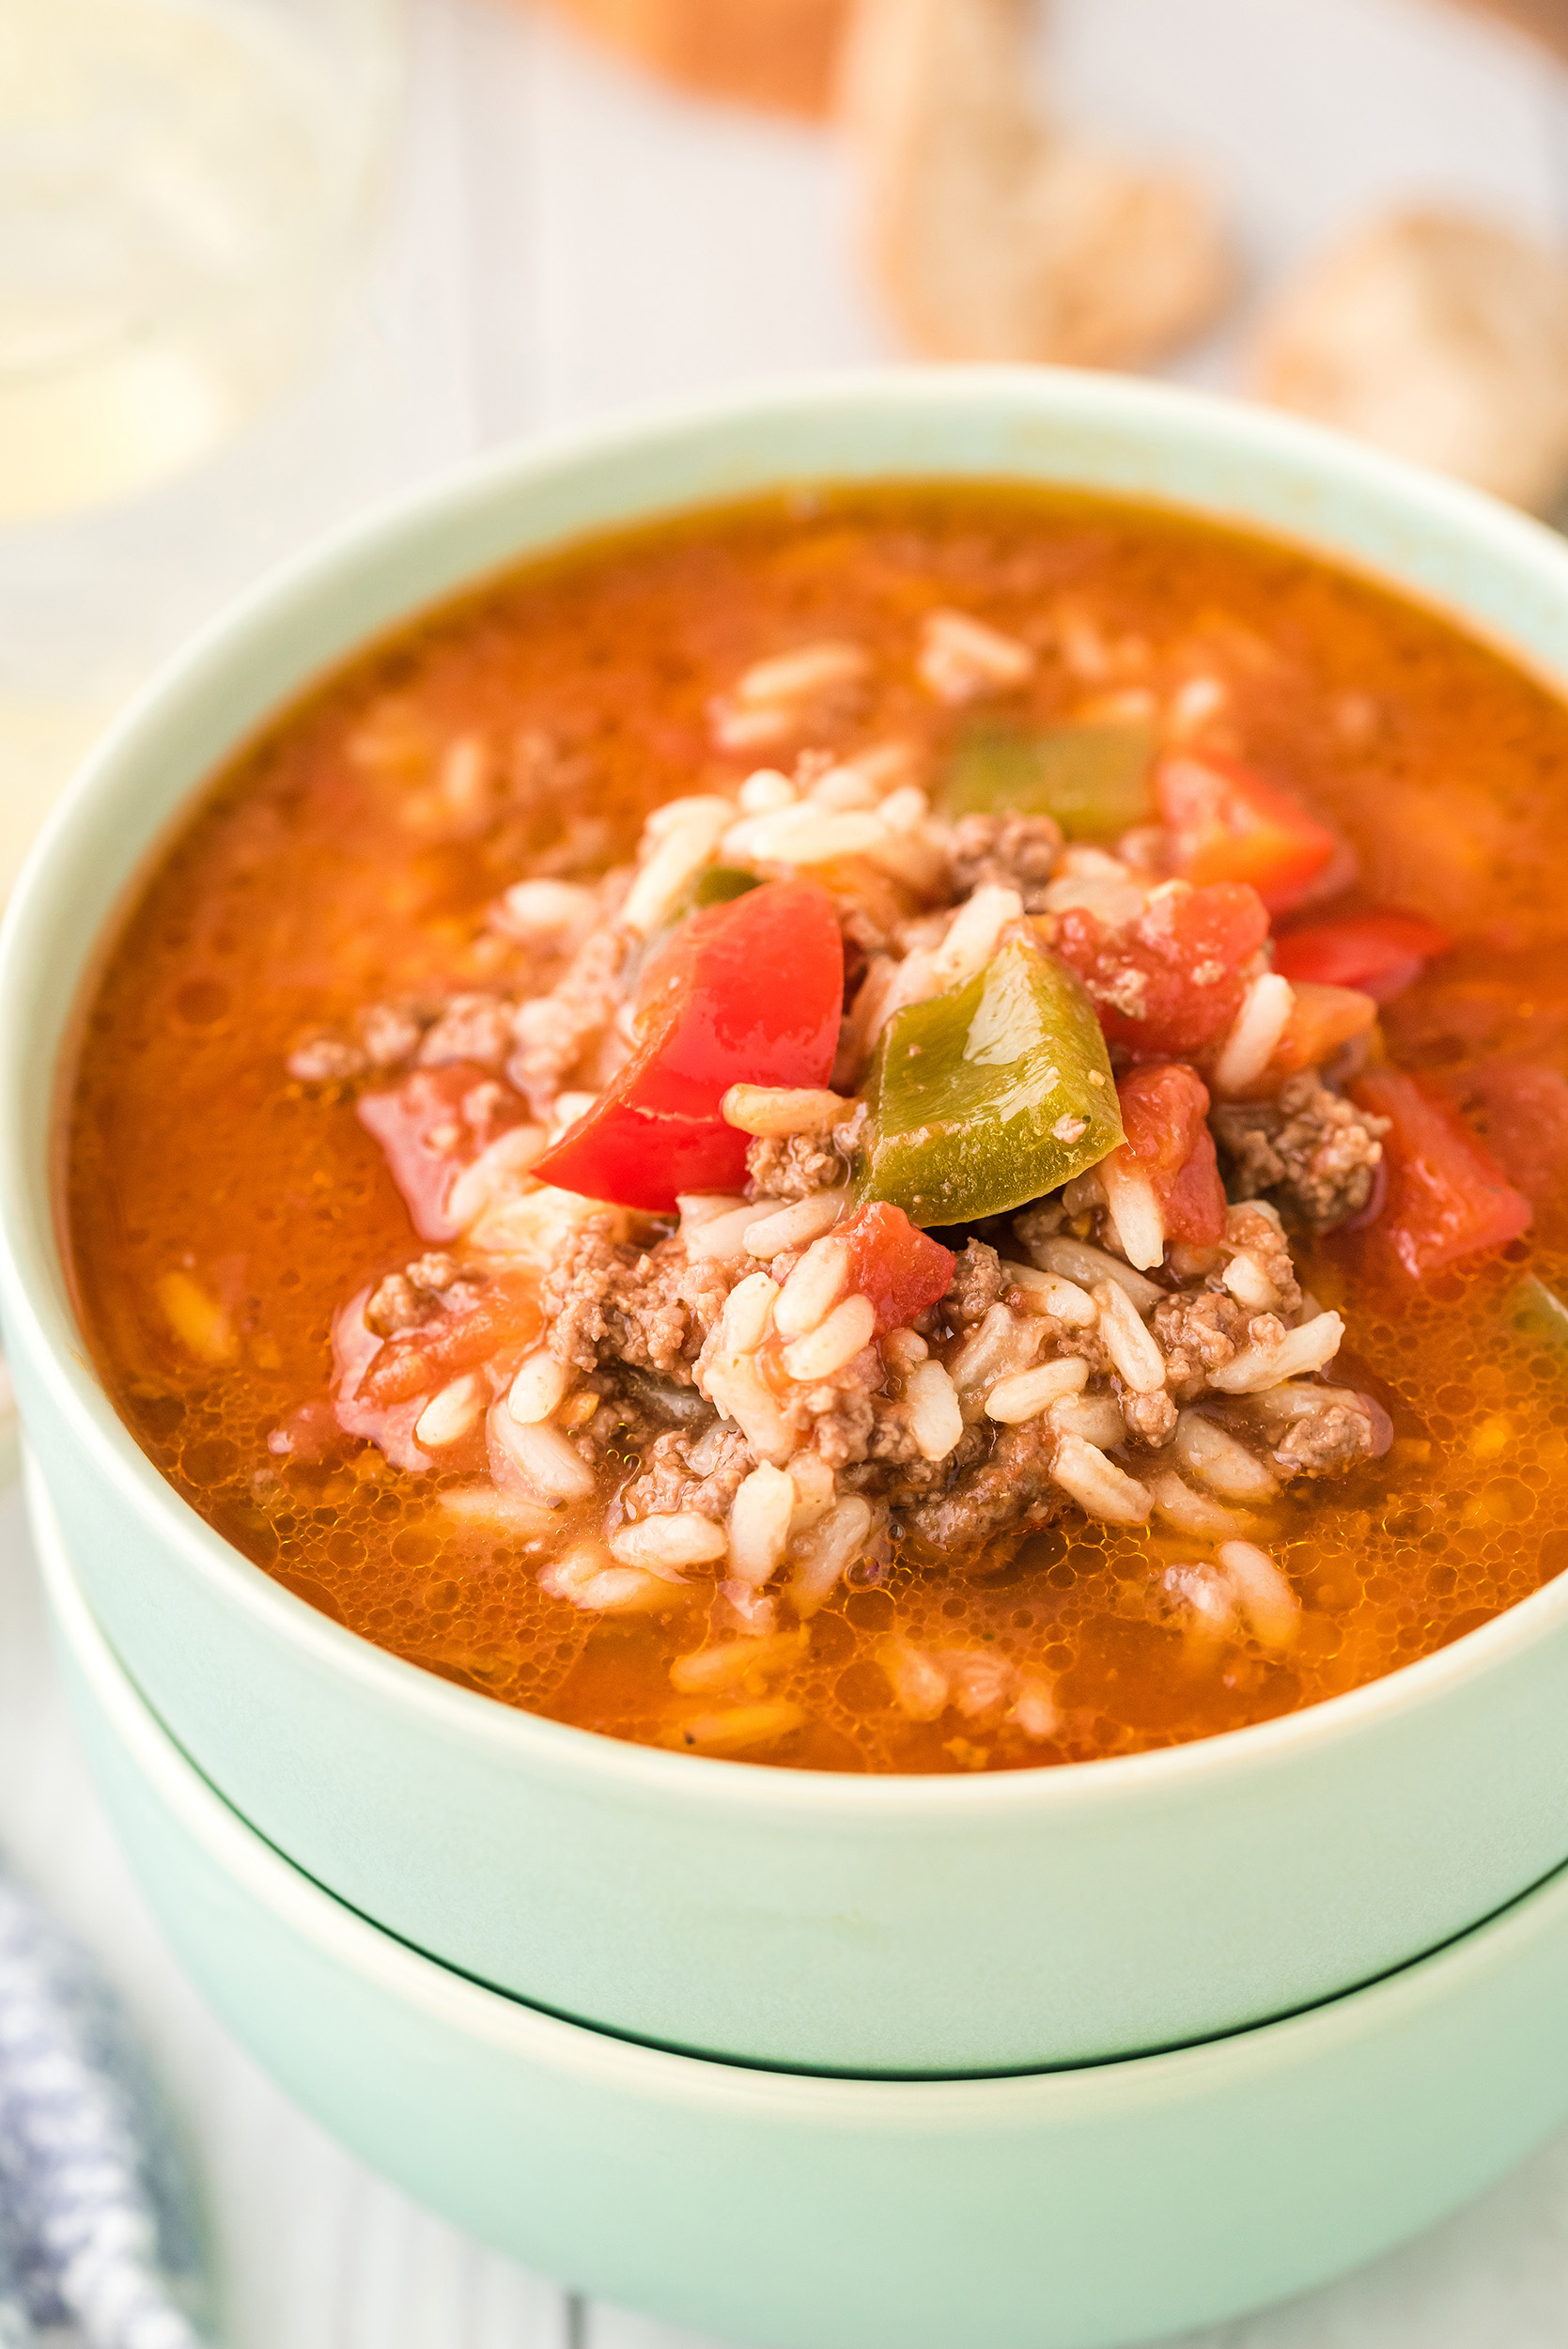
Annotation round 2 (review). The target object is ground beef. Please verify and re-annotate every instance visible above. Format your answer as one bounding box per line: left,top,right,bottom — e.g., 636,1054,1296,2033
943,1239,1005,1328
506,923,629,1117
364,1251,462,1337
619,1425,753,1521
418,992,515,1070
1121,1389,1178,1447
1238,1386,1393,1478
1151,1290,1248,1397
843,1422,989,1507
745,1131,846,1202
948,813,1063,913
906,1417,1063,1549
1222,1203,1303,1317
1011,1200,1064,1257
1213,1074,1389,1232
802,1383,878,1470
542,1221,733,1382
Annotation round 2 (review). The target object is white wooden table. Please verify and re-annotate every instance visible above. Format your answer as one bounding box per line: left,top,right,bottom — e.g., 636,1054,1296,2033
7,0,1568,2338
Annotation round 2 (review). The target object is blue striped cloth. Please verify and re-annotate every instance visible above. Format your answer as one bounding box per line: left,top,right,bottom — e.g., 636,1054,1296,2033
0,1863,208,2348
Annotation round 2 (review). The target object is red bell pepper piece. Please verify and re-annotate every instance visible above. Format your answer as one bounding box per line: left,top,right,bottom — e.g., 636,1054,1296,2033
358,1063,529,1243
1053,881,1270,1059
1351,1066,1531,1279
1110,1063,1226,1246
359,1276,545,1407
1273,910,1452,1003
1157,754,1339,914
836,1202,955,1332
533,880,844,1212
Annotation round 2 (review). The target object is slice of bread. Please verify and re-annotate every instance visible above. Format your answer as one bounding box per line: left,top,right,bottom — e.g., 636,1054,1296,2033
1251,208,1568,513
838,0,1234,366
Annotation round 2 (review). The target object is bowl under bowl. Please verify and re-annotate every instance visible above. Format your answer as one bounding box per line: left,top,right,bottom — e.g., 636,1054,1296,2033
35,1453,1568,2349
8,369,1568,2075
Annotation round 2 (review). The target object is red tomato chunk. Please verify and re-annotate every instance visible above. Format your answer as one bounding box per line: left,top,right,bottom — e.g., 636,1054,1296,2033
1157,753,1340,914
1111,1063,1226,1246
1054,881,1270,1059
1352,1067,1532,1279
838,1202,955,1333
358,1063,529,1243
534,881,844,1211
360,1277,545,1407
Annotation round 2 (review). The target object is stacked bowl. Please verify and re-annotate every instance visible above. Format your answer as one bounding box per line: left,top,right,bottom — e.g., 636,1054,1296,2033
8,371,1568,2344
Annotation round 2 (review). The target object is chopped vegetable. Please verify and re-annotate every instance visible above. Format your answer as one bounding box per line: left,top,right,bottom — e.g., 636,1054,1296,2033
856,939,1123,1226
1157,753,1339,913
837,1201,955,1330
1112,1064,1225,1246
1508,1272,1568,1354
1052,880,1270,1059
1351,1066,1531,1278
1273,909,1452,1003
1436,1059,1568,1221
535,880,843,1212
359,1062,534,1243
361,1277,544,1407
943,721,1154,837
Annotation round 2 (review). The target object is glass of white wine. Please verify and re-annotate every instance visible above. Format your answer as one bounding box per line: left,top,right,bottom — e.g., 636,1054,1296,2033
0,0,405,524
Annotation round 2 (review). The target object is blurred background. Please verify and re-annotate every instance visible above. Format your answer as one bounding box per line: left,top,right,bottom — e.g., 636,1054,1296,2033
5,0,1568,905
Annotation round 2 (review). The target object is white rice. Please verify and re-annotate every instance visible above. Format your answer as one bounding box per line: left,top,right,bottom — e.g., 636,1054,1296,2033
1092,1279,1167,1393
985,1356,1089,1423
414,1373,484,1448
781,1292,876,1381
721,1083,848,1138
904,1358,965,1458
610,1514,728,1573
1099,1159,1166,1273
1211,972,1296,1097
505,1349,571,1427
743,1189,848,1261
773,1237,851,1340
788,1495,875,1616
1030,1236,1162,1315
1049,1435,1153,1525
1171,1410,1281,1501
1219,1540,1301,1651
918,608,1035,703
489,1405,596,1501
726,1463,798,1587
1208,1311,1345,1393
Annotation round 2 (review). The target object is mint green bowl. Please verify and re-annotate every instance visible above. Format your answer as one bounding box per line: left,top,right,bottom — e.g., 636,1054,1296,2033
6,370,1568,2077
34,1455,1568,2349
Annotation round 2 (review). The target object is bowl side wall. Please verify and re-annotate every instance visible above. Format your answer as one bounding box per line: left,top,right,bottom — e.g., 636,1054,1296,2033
9,371,1568,2072
39,1460,1568,2349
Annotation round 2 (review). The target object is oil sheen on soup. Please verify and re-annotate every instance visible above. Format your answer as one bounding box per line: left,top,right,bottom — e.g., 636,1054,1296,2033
64,487,1568,1774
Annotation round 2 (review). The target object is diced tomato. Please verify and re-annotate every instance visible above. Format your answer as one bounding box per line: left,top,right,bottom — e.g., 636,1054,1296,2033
1273,910,1452,1003
836,1201,955,1332
358,1064,528,1242
1053,881,1270,1059
1351,1067,1532,1279
1157,753,1340,914
359,1276,544,1408
533,880,844,1212
1437,1060,1568,1222
1111,1063,1226,1246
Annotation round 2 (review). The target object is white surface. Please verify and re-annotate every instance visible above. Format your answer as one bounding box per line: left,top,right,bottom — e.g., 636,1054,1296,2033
7,0,1568,2339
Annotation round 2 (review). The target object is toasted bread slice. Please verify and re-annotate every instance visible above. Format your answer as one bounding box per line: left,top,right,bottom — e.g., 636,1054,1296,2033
838,0,1234,366
1251,208,1568,512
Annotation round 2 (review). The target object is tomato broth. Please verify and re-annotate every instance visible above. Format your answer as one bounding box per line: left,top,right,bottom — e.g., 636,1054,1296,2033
62,486,1568,1773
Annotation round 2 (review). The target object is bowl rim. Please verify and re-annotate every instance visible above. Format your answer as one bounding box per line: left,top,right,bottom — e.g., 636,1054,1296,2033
8,360,1568,1823
35,1441,1568,2113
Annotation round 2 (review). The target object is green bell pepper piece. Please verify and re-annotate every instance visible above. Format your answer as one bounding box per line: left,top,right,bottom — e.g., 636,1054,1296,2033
856,940,1124,1226
943,721,1154,838
679,863,763,914
1507,1273,1568,1357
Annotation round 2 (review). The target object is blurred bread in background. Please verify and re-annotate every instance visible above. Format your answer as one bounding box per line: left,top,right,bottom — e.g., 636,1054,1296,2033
1251,208,1568,513
839,0,1233,366
534,0,848,113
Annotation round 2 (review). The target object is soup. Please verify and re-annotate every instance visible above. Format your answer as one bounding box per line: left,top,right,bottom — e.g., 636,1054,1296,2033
63,486,1568,1774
